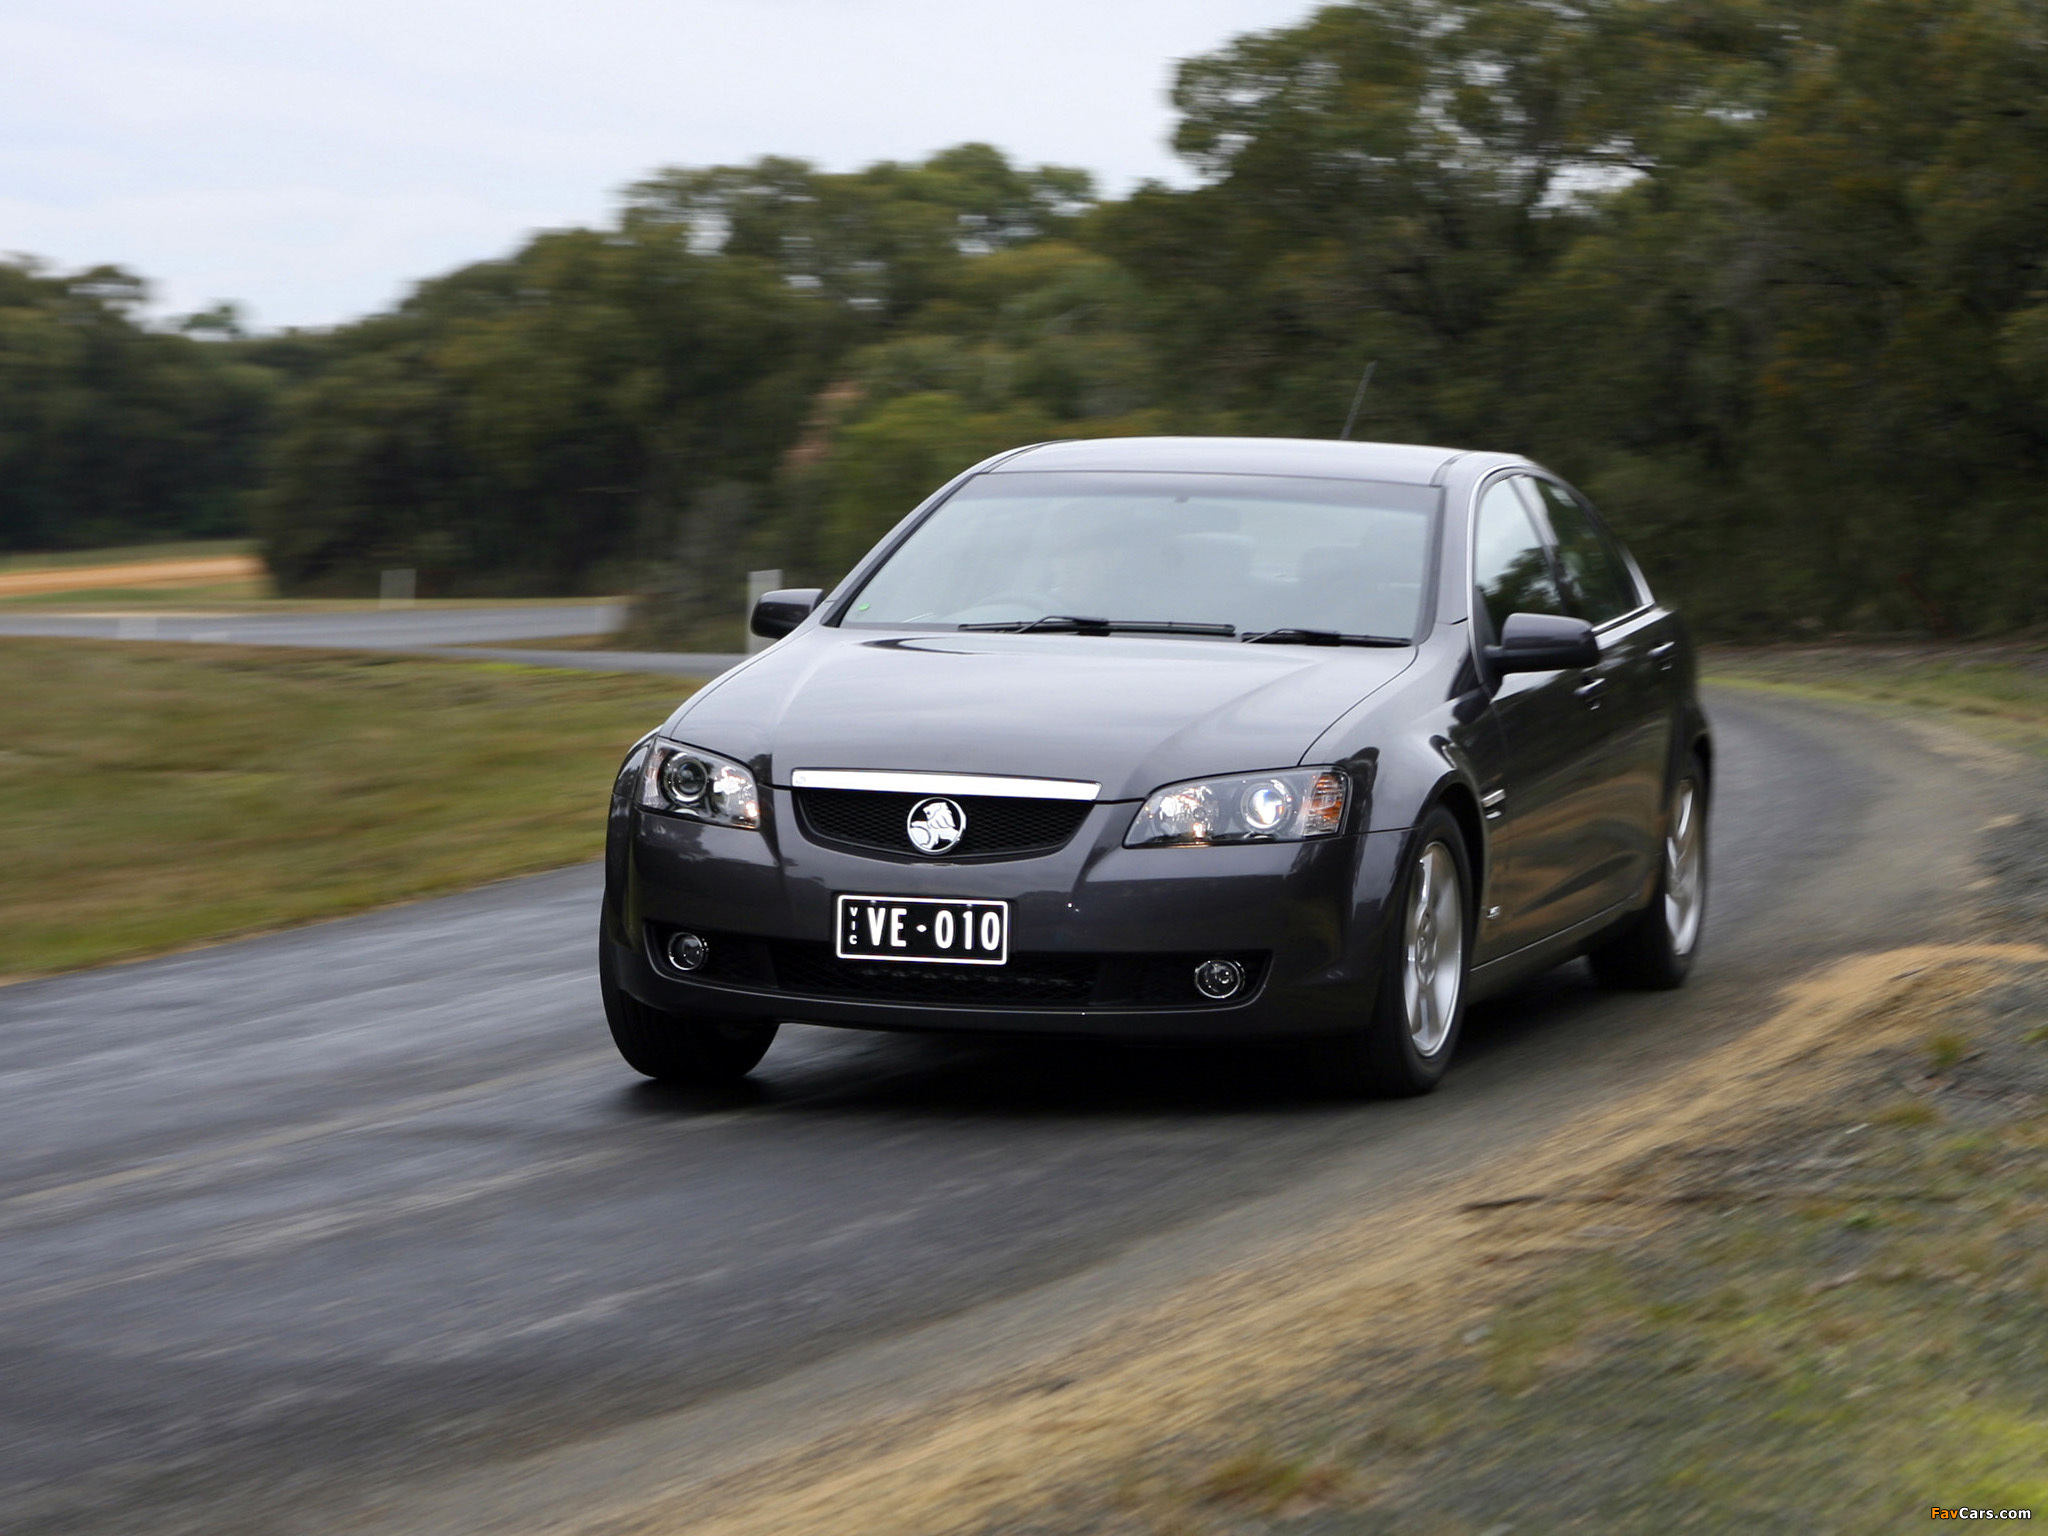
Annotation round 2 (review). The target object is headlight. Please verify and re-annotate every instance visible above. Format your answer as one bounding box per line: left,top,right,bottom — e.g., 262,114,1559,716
1125,767,1348,847
638,741,761,829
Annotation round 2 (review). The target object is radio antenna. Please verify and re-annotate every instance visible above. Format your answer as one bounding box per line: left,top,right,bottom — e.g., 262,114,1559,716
1339,360,1377,441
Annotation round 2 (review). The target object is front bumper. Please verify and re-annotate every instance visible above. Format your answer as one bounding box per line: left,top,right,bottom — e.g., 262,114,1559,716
605,789,1409,1041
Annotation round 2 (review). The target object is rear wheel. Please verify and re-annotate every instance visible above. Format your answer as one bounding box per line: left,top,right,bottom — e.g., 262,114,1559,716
1588,756,1708,990
598,941,778,1083
1313,807,1472,1097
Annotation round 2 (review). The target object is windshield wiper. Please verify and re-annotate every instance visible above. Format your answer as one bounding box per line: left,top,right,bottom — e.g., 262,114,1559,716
958,615,1237,637
1240,628,1412,648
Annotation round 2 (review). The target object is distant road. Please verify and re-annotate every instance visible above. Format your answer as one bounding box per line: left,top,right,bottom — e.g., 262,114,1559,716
0,601,747,676
0,602,628,649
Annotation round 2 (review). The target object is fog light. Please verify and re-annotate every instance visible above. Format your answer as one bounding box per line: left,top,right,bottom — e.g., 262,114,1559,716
1193,958,1245,1000
666,931,710,972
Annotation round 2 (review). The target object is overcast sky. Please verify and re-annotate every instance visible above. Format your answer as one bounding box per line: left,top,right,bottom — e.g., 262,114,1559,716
1,0,1306,331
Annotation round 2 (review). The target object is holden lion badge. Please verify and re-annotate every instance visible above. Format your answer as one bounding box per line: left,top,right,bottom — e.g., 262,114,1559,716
906,797,966,854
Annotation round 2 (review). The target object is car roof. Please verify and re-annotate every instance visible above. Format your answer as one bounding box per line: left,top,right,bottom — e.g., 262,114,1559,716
988,436,1483,486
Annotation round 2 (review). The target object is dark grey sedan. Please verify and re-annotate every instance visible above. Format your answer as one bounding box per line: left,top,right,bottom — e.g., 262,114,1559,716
599,437,1710,1095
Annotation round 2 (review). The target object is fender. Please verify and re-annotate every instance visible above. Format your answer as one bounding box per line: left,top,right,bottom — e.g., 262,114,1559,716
603,733,657,946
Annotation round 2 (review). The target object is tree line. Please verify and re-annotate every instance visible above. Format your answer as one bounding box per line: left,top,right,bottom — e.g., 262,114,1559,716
5,0,2045,639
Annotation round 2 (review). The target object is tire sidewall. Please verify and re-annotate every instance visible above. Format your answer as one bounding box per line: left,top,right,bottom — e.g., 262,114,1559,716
598,933,778,1082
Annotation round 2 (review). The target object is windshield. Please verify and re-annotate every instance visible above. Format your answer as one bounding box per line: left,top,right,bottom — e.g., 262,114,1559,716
839,471,1438,638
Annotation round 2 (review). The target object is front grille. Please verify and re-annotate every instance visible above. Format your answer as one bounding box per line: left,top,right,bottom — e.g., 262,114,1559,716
794,788,1092,861
770,943,1101,1006
648,926,1268,1011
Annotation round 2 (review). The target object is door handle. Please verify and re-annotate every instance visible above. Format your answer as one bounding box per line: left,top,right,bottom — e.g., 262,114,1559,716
1574,676,1608,704
1648,640,1678,670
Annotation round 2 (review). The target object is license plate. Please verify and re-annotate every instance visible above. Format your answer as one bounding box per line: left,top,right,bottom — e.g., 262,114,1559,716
835,895,1009,966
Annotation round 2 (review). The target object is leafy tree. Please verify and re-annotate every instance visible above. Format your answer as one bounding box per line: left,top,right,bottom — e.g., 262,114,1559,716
1477,0,2048,631
784,240,1183,573
254,221,830,601
624,144,1094,322
0,261,278,551
1094,0,2048,634
24,4,2048,639
253,145,1103,628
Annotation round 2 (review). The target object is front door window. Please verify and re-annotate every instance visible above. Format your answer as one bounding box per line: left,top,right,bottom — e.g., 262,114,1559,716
1528,480,1639,625
1472,478,1568,641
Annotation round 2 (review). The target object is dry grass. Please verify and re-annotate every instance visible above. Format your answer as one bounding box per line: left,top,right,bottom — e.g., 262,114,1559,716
0,538,255,573
0,578,275,607
0,554,266,599
0,639,694,978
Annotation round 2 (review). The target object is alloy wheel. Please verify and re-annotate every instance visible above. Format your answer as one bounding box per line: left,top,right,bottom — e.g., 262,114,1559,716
1664,778,1705,956
1402,840,1464,1057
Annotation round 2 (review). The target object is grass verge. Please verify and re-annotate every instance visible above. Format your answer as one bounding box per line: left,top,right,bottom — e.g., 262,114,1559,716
0,639,694,979
1099,958,2048,1534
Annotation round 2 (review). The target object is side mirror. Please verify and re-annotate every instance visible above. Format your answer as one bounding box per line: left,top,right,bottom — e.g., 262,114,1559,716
749,587,824,641
1484,612,1599,675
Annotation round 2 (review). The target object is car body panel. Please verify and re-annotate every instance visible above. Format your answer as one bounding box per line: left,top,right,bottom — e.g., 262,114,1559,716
664,628,1419,804
612,801,1409,1039
607,437,1710,1048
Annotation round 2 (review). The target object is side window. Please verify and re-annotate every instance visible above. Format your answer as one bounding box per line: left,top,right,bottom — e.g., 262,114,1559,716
1472,477,1567,639
1531,480,1640,625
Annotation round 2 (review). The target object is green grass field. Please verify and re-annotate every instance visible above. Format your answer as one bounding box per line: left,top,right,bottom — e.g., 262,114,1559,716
0,640,695,979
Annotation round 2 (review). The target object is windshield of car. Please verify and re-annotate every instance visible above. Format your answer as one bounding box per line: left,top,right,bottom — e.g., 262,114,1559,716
837,471,1438,639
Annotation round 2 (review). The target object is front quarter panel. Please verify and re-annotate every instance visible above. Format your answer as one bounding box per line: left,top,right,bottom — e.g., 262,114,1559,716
1306,624,1499,836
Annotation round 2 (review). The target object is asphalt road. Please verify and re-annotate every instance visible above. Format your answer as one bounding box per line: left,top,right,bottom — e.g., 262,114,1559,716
0,603,749,678
0,689,2010,1535
0,604,629,651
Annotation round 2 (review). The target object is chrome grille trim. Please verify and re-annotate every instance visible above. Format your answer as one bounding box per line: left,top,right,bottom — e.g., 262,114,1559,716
787,768,1100,801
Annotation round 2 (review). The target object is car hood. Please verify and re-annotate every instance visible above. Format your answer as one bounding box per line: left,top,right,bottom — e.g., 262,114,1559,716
666,629,1415,800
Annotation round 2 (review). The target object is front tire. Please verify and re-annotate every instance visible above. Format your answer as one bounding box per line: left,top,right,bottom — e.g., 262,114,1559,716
1588,755,1708,991
1313,807,1473,1097
598,942,778,1083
